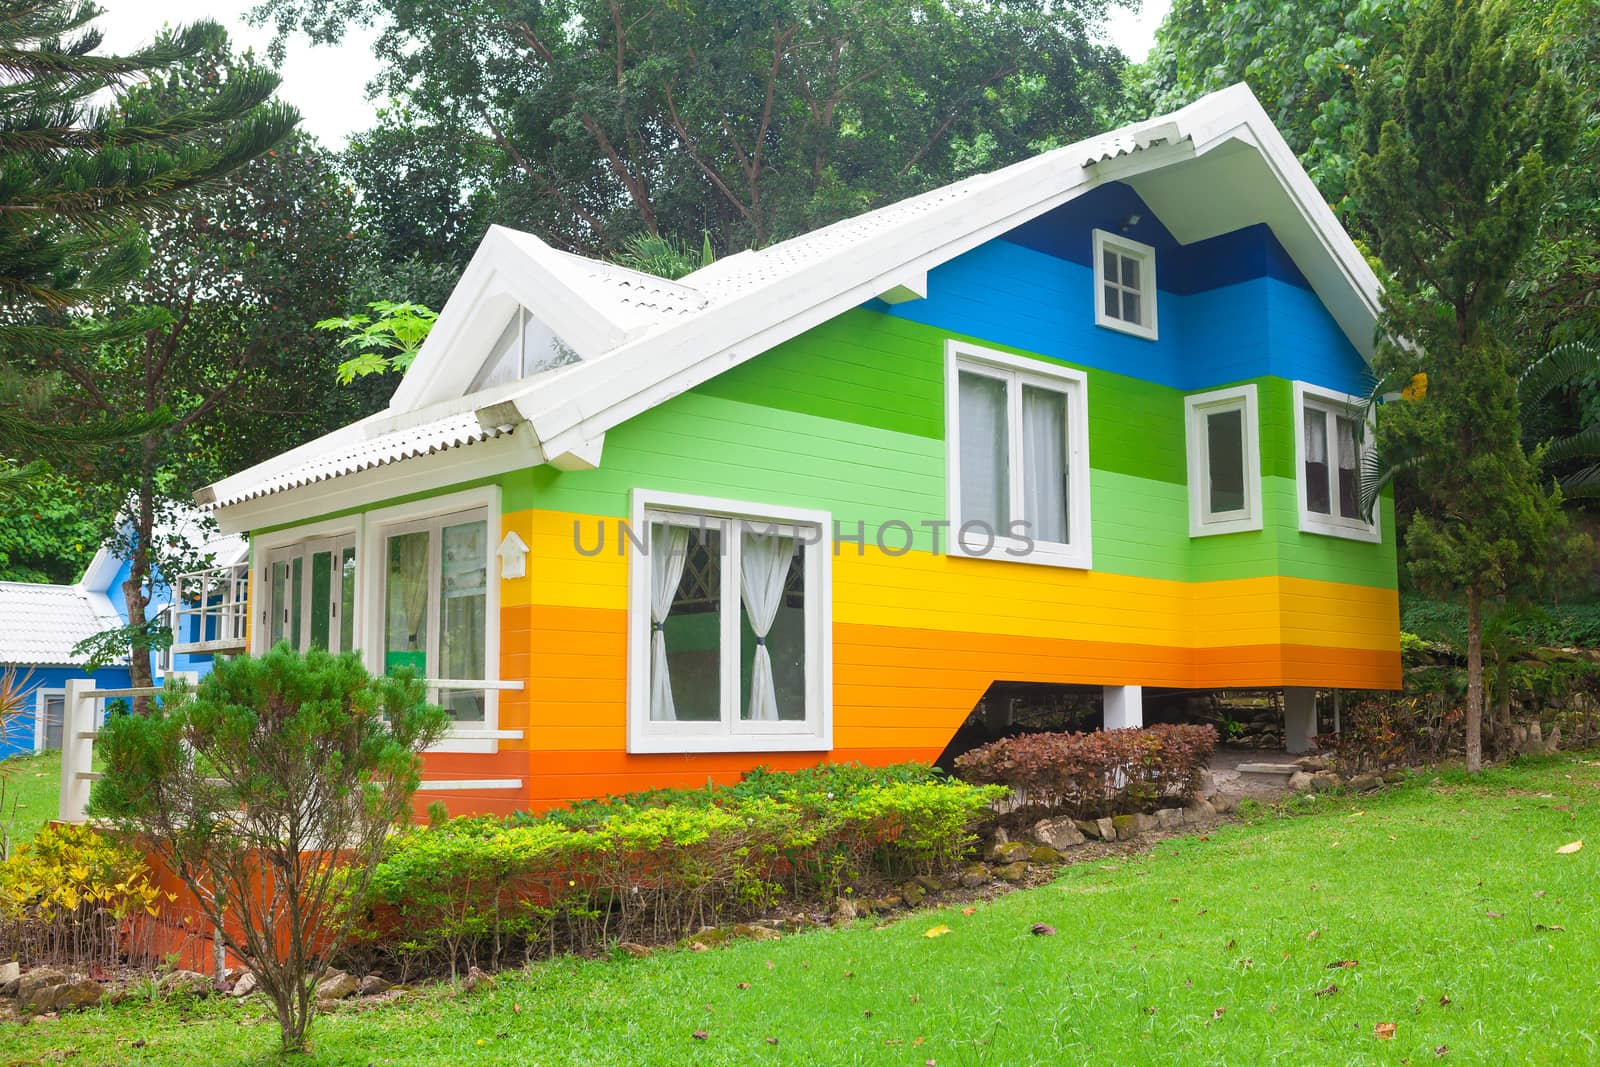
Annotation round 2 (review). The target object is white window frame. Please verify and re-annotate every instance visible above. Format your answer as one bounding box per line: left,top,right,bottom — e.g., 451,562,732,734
626,489,833,755
944,341,1093,570
1293,381,1381,543
34,688,64,753
1092,229,1158,341
362,485,505,749
1184,384,1263,537
263,534,359,655
251,514,364,656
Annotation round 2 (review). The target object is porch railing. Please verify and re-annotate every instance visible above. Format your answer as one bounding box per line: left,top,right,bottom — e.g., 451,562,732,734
170,562,250,654
57,676,527,823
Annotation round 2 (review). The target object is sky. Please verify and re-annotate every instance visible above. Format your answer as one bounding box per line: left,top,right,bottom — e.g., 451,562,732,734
97,0,1172,148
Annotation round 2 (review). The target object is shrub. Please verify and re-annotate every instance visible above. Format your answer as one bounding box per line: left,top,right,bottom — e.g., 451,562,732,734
91,645,450,1053
0,823,164,966
1316,694,1462,773
952,724,1218,820
351,764,1003,977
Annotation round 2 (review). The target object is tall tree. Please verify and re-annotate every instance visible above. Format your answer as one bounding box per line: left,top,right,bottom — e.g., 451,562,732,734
0,2,299,497
1355,0,1578,772
253,0,1124,258
15,48,365,693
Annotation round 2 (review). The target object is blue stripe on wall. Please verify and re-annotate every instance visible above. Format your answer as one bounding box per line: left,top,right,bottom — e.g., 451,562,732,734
0,665,134,759
999,182,1314,295
878,237,1367,396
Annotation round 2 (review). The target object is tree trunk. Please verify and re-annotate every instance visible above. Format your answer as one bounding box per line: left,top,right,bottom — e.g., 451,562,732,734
1465,587,1484,773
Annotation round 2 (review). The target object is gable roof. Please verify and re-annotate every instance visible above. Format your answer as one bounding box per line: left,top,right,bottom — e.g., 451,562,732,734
0,581,123,667
199,83,1380,527
79,505,249,594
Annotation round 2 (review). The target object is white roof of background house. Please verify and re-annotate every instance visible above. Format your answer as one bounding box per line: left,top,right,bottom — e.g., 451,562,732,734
0,581,123,667
79,504,248,595
198,83,1382,531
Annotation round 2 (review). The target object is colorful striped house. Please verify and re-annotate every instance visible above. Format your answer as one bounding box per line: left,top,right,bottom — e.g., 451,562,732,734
196,84,1399,816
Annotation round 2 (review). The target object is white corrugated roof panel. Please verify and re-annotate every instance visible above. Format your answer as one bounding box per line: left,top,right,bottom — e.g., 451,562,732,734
0,582,122,666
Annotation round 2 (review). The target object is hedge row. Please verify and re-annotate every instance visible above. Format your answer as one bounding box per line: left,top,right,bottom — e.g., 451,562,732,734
953,724,1217,819
347,764,1004,977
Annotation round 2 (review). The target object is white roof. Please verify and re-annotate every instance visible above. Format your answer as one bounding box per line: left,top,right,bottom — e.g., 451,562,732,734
79,504,249,594
0,581,123,667
201,83,1380,527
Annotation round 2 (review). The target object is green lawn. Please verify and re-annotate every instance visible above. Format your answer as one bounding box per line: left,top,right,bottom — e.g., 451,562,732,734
1,747,60,844
7,756,1600,1065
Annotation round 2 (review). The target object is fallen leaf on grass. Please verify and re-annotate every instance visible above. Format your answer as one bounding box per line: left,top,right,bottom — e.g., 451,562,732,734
924,925,951,938
1327,960,1359,969
1439,995,1451,1007
1486,911,1504,919
737,982,750,989
692,1030,708,1041
1315,983,1339,997
1210,1007,1226,1022
961,907,976,916
1031,923,1056,936
766,1037,778,1045
1556,840,1583,854
1535,923,1566,932
1306,929,1321,941
1435,1044,1450,1056
842,971,856,980
512,1002,520,1014
1375,1023,1397,1040
689,942,709,952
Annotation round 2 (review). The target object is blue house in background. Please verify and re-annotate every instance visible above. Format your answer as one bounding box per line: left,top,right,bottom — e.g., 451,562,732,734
0,511,246,759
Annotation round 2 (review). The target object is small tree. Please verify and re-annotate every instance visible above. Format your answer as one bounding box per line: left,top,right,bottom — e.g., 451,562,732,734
1353,0,1578,772
90,646,449,1052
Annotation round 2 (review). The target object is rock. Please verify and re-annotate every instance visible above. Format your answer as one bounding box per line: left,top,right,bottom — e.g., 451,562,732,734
899,880,927,907
959,864,991,888
1347,773,1381,792
159,969,213,999
869,895,903,913
1031,816,1086,851
913,874,942,894
1288,771,1314,793
316,996,341,1014
1028,846,1062,865
229,972,258,998
1545,725,1562,753
1073,818,1104,840
462,966,491,993
989,841,1032,864
1310,771,1341,793
693,925,729,944
315,970,359,1001
1295,756,1329,771
1030,922,1057,936
619,942,652,957
16,969,101,1013
1184,799,1217,823
994,861,1029,882
833,896,859,921
358,975,393,996
1110,813,1156,839
1382,769,1406,784
1198,771,1218,800
1521,722,1545,756
0,960,20,996
1211,794,1237,814
1155,808,1184,831
732,923,782,941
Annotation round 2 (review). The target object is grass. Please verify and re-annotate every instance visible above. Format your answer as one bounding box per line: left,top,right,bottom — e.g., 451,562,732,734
7,755,1600,1065
1,747,60,845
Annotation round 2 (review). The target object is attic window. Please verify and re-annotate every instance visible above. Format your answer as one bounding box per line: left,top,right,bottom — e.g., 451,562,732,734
469,307,580,392
1092,229,1157,340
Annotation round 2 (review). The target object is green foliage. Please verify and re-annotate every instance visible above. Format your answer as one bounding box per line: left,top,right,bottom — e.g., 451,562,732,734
254,0,1124,257
1353,0,1580,770
0,822,164,967
353,763,1002,977
319,299,439,383
0,470,99,583
1316,694,1462,774
90,645,449,1052
1402,595,1600,651
615,232,715,281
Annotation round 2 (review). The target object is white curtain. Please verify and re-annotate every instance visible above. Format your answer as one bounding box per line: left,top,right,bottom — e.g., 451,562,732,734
959,372,1009,533
740,531,794,722
1022,386,1068,544
1336,415,1358,471
1304,408,1328,464
649,524,690,721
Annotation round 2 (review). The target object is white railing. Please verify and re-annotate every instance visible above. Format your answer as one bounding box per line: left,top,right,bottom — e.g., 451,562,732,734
170,562,249,654
60,672,198,823
58,676,528,822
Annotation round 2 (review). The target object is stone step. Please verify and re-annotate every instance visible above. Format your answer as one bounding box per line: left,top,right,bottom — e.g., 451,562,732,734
1235,762,1301,783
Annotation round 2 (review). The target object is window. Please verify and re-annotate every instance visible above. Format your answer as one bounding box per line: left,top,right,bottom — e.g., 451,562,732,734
265,537,358,655
1294,381,1380,542
380,509,489,721
469,307,580,391
628,491,831,754
1092,229,1157,340
1184,385,1262,537
944,342,1091,569
154,606,174,672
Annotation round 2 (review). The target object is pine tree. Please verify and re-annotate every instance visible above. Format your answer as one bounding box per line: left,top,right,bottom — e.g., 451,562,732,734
0,1,299,495
1353,0,1579,772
